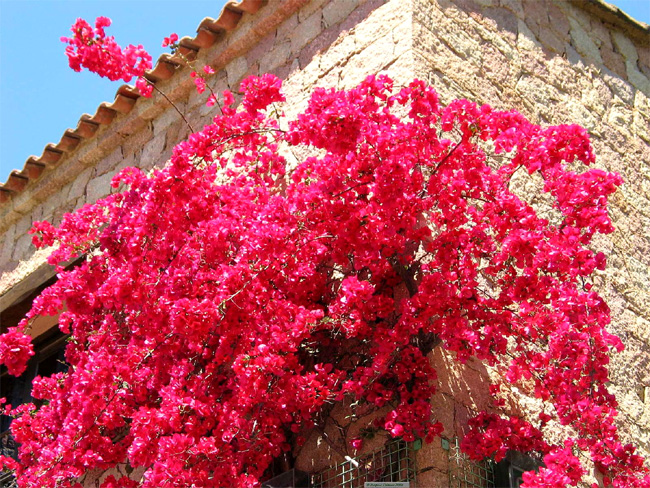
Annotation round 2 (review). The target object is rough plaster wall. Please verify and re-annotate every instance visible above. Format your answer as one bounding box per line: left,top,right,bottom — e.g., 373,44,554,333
413,0,650,485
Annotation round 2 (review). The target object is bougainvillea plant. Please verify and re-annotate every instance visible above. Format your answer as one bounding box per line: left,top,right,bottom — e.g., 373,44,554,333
0,17,647,488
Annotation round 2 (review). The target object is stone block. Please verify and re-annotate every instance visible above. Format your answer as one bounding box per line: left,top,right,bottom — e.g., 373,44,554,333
442,25,481,61
68,167,93,203
0,224,16,266
582,76,612,115
499,0,524,17
318,30,357,74
245,31,276,69
516,19,542,52
323,0,359,29
153,105,185,136
299,16,351,70
601,44,628,79
635,89,650,117
626,60,650,95
260,40,292,73
96,147,124,176
226,56,249,88
121,125,154,160
639,46,650,70
481,6,518,40
565,44,588,73
547,2,570,39
31,202,45,223
140,133,167,168
515,75,560,115
608,104,634,138
271,59,298,84
41,187,68,222
12,233,33,262
591,18,613,49
15,214,32,238
86,171,115,204
384,51,416,87
74,137,104,169
567,1,594,31
602,69,635,105
612,335,650,386
612,30,639,64
537,24,566,54
522,0,550,35
298,0,328,23
277,12,299,43
568,16,603,65
164,120,187,155
564,98,597,130
632,313,650,345
339,33,397,87
635,113,650,144
291,9,323,54
349,0,404,51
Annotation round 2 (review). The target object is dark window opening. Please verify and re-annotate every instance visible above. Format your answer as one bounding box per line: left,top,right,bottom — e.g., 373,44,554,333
446,437,542,488
0,328,68,432
311,439,417,488
493,451,543,488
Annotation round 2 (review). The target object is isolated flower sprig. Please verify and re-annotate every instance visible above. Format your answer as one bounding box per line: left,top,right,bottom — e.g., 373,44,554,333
0,16,646,488
61,17,153,97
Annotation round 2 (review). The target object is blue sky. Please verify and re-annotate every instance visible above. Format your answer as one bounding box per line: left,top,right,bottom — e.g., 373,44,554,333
0,0,648,184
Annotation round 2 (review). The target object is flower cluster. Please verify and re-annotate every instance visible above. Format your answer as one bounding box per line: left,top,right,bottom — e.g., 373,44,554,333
61,17,153,97
162,33,178,48
0,327,34,376
462,413,548,463
0,38,644,487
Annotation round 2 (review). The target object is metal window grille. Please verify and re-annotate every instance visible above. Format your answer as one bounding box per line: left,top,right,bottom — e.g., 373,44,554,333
311,439,416,488
0,473,16,488
0,471,16,488
445,437,495,488
0,431,17,488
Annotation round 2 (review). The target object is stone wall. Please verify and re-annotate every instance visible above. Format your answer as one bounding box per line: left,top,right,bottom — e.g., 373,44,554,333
0,0,648,486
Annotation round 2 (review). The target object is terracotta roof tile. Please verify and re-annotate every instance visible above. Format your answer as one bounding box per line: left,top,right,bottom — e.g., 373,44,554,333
0,0,265,206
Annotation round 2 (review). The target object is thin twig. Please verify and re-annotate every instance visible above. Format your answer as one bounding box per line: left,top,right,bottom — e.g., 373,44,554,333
151,83,195,133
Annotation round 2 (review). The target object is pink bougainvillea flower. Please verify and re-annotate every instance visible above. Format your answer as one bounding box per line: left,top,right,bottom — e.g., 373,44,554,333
61,17,152,83
135,77,153,98
162,33,178,48
0,327,34,376
206,94,218,107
